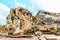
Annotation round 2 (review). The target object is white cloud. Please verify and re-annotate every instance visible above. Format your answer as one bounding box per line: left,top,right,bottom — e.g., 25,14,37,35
28,7,34,12
0,3,10,24
0,3,10,11
0,3,10,15
14,0,26,8
0,14,5,20
31,0,60,13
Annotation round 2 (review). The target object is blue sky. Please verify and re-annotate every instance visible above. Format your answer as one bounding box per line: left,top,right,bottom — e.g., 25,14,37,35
0,0,41,25
0,0,60,25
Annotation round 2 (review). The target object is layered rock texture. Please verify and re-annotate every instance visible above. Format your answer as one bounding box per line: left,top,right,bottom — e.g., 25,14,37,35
4,7,45,35
36,10,60,31
36,10,60,24
4,7,60,35
4,7,34,35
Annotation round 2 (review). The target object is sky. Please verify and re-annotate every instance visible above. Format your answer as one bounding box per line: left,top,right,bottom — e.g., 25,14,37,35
0,0,60,25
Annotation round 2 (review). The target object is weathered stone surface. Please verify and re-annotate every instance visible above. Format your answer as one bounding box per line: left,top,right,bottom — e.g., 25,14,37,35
4,7,33,35
36,10,60,24
36,10,60,32
4,7,57,36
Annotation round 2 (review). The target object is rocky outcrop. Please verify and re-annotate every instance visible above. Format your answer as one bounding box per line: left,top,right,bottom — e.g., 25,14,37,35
5,7,59,35
36,10,60,24
4,7,33,34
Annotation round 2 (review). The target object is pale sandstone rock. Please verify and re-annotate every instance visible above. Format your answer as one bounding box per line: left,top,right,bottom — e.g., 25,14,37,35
4,7,33,35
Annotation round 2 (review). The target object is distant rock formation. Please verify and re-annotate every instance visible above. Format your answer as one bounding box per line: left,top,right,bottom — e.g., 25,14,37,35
36,10,60,24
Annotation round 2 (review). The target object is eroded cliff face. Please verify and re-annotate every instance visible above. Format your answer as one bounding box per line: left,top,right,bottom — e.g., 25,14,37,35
4,7,33,34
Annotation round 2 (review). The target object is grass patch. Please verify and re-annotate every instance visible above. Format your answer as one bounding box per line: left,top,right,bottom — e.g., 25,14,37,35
0,25,5,30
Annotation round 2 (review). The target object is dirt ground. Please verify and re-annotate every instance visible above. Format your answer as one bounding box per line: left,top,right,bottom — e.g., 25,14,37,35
0,34,60,40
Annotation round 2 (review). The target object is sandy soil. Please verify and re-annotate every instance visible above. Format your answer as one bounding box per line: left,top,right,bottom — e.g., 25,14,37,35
0,34,60,40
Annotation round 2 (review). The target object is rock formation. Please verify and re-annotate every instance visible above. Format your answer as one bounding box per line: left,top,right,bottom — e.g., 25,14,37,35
36,10,60,24
4,7,58,35
4,7,33,35
36,10,60,31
